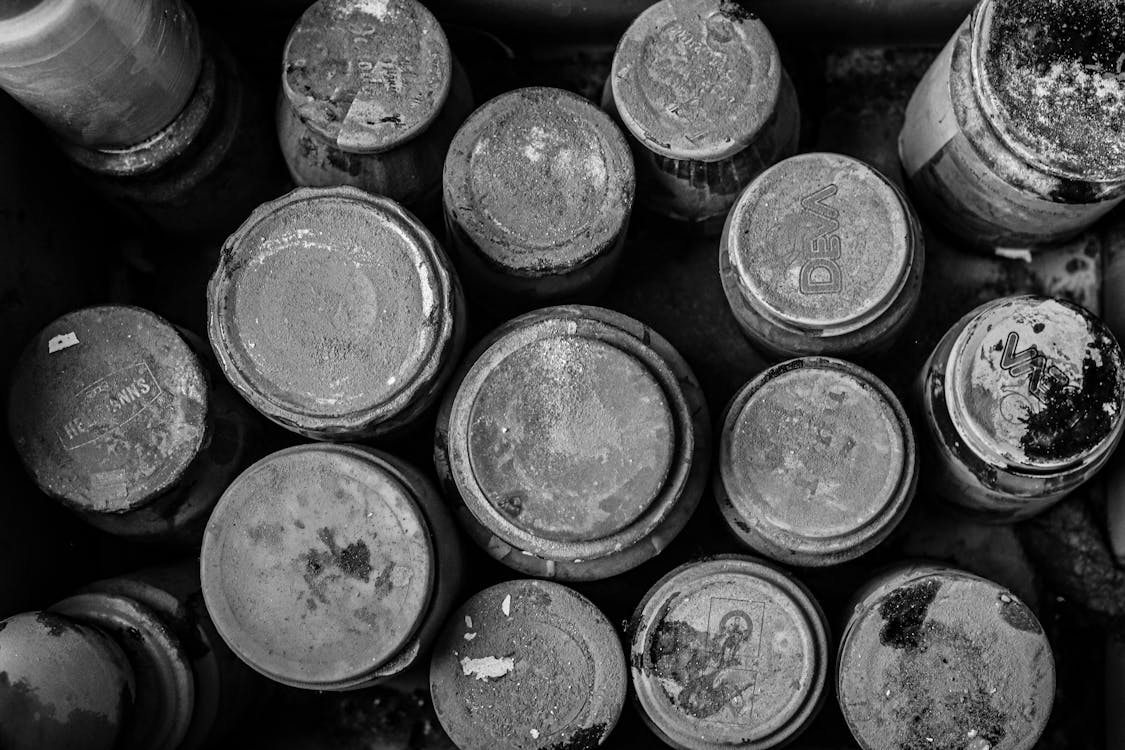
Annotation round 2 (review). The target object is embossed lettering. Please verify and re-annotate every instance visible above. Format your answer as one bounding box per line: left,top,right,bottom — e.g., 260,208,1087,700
798,185,843,294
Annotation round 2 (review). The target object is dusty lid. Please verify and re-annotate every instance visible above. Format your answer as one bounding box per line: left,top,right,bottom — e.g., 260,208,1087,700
200,444,435,687
0,611,133,750
7,305,209,515
443,86,634,273
630,556,828,749
207,187,457,438
838,566,1055,750
719,358,914,563
610,0,782,161
429,579,626,749
973,0,1125,182
726,153,916,336
282,0,451,153
946,295,1125,473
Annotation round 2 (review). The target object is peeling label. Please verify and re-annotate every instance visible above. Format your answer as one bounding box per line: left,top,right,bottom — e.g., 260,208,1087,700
461,655,515,681
56,362,163,450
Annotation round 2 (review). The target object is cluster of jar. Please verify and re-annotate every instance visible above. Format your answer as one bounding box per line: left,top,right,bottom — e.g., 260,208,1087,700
1,0,1123,749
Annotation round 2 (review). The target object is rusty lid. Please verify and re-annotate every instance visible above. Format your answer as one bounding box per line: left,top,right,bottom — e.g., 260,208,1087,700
718,358,914,565
725,153,917,336
946,295,1125,474
610,0,782,162
200,444,435,688
443,86,634,274
973,0,1125,182
430,579,626,749
0,611,133,750
838,565,1055,750
207,186,458,439
7,305,209,515
630,556,828,749
282,0,451,154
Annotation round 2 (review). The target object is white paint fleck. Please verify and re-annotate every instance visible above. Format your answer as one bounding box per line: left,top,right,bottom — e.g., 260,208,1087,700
460,655,514,681
465,616,473,628
530,729,540,739
48,332,79,353
502,594,511,616
464,632,477,641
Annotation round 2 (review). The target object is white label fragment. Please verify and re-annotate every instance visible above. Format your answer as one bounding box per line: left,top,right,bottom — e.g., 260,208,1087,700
460,655,514,681
502,594,511,616
48,332,79,353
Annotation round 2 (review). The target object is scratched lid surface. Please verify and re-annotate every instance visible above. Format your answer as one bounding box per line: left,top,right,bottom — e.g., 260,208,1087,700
429,579,627,749
630,557,828,748
7,305,209,514
838,566,1055,750
974,0,1125,181
444,87,634,272
200,444,434,686
946,295,1125,473
727,153,915,334
282,0,451,153
208,187,454,436
720,358,913,560
610,0,782,161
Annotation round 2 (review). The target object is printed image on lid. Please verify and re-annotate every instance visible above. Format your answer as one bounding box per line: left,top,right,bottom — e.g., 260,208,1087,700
611,0,782,161
282,0,452,153
430,580,626,749
200,444,435,687
946,295,1125,472
444,87,634,272
719,358,913,563
461,328,675,544
727,153,915,335
838,568,1055,750
7,306,208,515
975,0,1125,181
631,557,828,749
207,187,456,436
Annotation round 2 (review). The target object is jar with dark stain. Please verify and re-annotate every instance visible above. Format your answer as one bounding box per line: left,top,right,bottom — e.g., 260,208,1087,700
838,563,1054,750
0,610,134,750
429,579,626,750
900,0,1125,249
435,305,711,581
719,153,923,358
629,555,829,750
277,0,473,216
716,358,916,566
200,444,462,690
207,186,465,441
7,305,253,542
603,0,799,233
918,294,1125,521
442,86,635,309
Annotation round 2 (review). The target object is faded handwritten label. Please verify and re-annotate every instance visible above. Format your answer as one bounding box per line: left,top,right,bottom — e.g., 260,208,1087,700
57,362,163,450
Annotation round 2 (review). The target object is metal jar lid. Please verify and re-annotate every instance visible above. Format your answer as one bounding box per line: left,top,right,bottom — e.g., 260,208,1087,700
943,295,1125,476
443,86,634,276
0,611,134,750
838,564,1055,750
971,0,1125,183
437,305,709,579
716,358,916,567
721,153,920,346
7,305,209,516
430,579,627,749
610,0,782,162
629,556,829,750
207,186,462,440
200,444,437,689
282,0,451,154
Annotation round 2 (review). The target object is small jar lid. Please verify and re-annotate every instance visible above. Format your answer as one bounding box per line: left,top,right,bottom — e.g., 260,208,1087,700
207,186,459,439
973,0,1125,182
7,305,209,515
838,565,1055,750
610,0,782,162
201,444,435,688
0,611,133,750
430,579,626,749
718,358,915,565
443,86,634,274
282,0,451,154
945,295,1125,474
725,153,916,336
630,556,829,749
